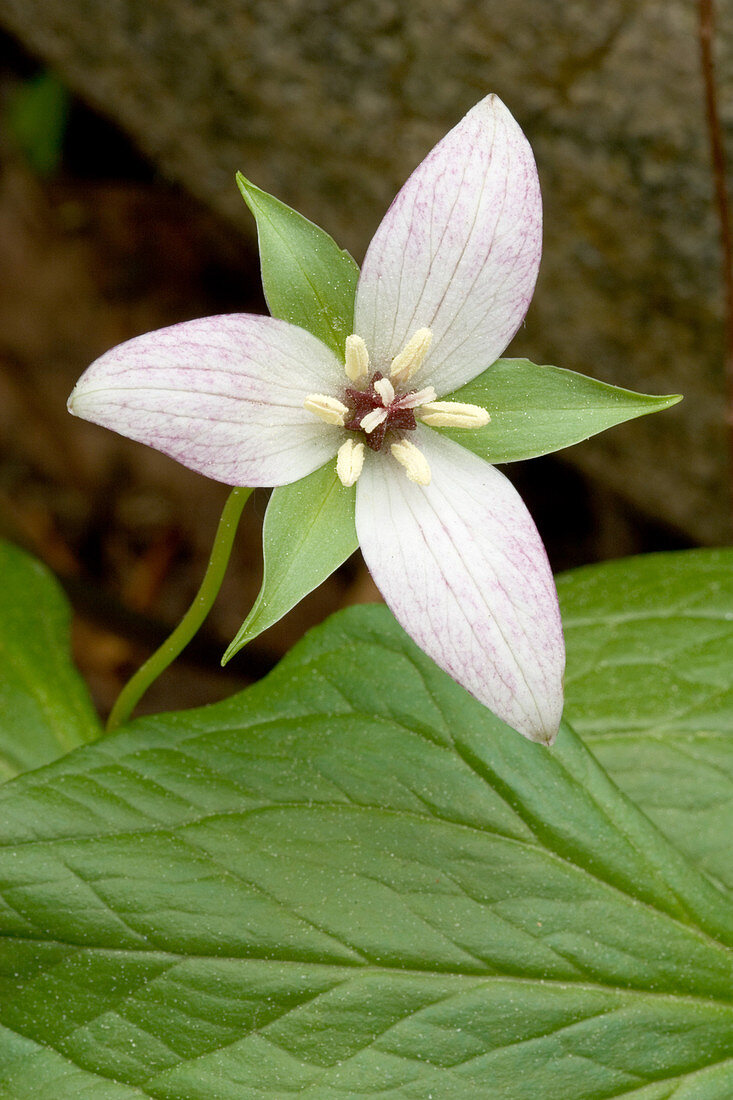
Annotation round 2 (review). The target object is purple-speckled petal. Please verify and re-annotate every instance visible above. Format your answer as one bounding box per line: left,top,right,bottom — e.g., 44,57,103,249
68,314,346,486
356,430,564,743
354,95,542,397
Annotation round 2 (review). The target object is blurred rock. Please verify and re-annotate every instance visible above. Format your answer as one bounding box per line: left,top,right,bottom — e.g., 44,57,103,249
1,0,731,540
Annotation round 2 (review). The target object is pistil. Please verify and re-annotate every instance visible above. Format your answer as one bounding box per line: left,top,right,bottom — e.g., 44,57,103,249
344,371,419,451
359,407,389,435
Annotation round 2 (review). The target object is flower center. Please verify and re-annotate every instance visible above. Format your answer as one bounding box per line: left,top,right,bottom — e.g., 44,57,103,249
303,327,490,489
344,372,418,452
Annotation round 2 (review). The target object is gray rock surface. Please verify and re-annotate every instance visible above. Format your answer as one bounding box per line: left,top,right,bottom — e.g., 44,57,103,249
2,0,731,540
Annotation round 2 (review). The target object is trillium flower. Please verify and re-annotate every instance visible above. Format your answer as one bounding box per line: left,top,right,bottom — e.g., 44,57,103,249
69,94,565,744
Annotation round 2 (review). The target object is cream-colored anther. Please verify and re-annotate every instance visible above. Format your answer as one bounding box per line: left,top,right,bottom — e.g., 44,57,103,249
336,438,365,487
418,401,491,428
303,393,349,426
373,377,395,405
390,439,431,485
344,334,370,382
389,328,433,386
360,407,389,434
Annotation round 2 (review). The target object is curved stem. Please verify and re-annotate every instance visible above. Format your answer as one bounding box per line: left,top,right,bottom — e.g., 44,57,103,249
106,487,252,732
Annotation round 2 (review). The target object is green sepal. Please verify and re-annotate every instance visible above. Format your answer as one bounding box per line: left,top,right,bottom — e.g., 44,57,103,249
437,358,681,464
237,173,359,360
223,462,358,661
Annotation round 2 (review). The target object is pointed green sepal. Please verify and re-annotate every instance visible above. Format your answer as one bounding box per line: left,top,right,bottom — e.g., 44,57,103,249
223,461,358,662
237,173,359,360
437,358,682,464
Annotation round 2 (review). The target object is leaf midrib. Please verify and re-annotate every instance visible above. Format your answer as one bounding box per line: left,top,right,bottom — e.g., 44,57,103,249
1,935,732,1007
1,797,732,982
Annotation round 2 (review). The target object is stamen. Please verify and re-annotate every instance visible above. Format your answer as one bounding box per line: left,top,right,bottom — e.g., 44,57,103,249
360,407,389,434
373,377,395,405
390,439,431,485
389,328,433,386
418,401,491,428
394,385,437,410
336,438,365,487
303,393,349,426
345,334,370,382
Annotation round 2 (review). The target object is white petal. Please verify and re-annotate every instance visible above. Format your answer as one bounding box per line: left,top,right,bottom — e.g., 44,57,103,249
354,95,542,396
356,431,564,743
69,315,346,486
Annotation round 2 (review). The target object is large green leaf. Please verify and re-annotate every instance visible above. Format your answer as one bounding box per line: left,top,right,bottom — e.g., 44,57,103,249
559,548,733,894
439,359,681,463
237,173,359,360
223,461,358,660
1,571,733,1096
0,542,99,781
